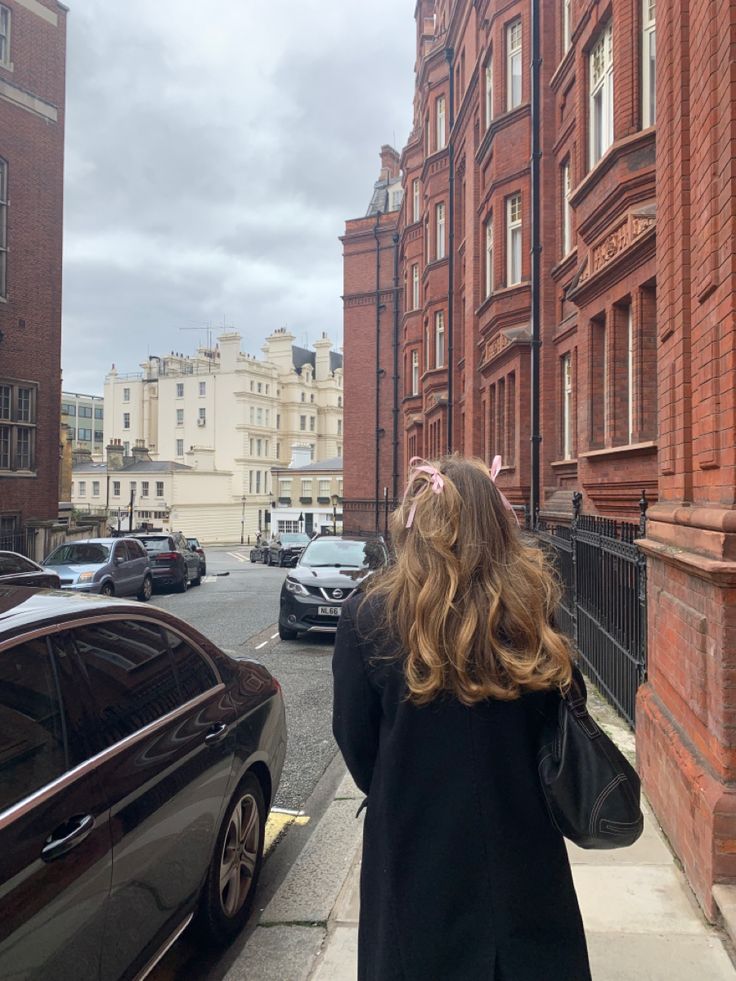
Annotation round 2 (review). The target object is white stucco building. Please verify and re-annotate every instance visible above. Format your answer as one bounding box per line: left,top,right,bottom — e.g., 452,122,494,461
102,330,343,540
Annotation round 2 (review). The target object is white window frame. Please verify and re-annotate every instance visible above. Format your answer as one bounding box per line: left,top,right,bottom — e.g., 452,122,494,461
561,159,572,256
562,0,572,54
436,95,446,150
642,0,656,128
123,413,130,430
0,6,10,68
176,408,184,425
176,439,184,456
156,481,164,497
411,350,419,395
435,311,446,368
0,158,7,299
78,481,86,498
122,388,130,403
506,194,522,285
412,178,421,222
562,353,573,459
176,383,184,398
199,381,206,396
92,481,100,497
506,19,522,111
412,264,420,309
436,202,446,260
589,23,614,167
301,478,311,499
485,54,494,128
485,216,494,297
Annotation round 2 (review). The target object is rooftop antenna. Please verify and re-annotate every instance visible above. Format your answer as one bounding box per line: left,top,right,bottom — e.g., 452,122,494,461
179,325,213,352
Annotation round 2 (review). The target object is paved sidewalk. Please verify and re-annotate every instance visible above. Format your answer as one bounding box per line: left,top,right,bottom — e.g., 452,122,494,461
228,694,736,981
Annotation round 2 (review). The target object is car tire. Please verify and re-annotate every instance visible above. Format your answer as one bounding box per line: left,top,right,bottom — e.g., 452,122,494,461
191,572,202,587
175,573,188,593
265,552,271,567
137,575,153,602
197,772,265,944
250,552,257,563
278,623,298,640
101,581,114,597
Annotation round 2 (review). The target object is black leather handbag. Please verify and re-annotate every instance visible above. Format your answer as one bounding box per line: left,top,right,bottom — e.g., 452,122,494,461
537,667,644,849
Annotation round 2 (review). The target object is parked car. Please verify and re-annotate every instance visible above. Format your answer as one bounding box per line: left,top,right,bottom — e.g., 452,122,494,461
249,537,271,563
266,532,311,568
135,532,201,592
187,537,207,576
0,551,61,589
43,538,153,600
278,534,388,639
0,586,286,980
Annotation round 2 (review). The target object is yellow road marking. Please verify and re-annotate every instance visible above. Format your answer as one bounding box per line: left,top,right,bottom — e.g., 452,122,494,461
264,811,310,856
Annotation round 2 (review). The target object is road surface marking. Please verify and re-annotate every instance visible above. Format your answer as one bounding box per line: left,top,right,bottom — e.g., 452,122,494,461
255,640,268,650
271,632,279,639
202,575,218,583
226,551,247,562
264,811,310,857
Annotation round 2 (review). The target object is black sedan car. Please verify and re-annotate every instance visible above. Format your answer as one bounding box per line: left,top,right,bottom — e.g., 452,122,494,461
136,532,201,592
266,532,310,568
278,535,388,639
0,586,286,981
0,550,60,588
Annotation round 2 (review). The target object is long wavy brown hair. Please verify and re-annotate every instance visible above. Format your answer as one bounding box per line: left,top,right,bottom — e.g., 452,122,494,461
363,455,574,705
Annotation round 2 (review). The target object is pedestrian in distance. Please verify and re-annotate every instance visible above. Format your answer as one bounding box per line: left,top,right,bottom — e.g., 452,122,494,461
333,454,592,981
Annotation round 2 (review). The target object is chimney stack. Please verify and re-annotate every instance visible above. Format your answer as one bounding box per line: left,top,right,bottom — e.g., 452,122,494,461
106,439,125,471
379,145,400,183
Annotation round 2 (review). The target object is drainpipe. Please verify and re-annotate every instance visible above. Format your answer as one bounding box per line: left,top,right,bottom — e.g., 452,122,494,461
392,232,400,500
530,0,542,527
374,212,382,531
445,45,455,454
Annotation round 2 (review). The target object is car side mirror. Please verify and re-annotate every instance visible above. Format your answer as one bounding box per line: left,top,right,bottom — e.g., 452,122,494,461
114,556,124,565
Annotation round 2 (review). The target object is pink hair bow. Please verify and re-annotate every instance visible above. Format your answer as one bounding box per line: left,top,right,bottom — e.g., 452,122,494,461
490,455,520,525
405,457,444,528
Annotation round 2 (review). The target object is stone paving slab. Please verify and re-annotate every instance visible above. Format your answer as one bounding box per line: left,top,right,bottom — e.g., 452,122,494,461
573,864,711,935
261,798,364,925
223,925,326,981
566,815,672,866
309,926,358,981
332,856,361,925
587,932,736,980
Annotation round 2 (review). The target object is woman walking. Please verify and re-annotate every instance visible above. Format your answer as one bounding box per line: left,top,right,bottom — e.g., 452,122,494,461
332,455,592,980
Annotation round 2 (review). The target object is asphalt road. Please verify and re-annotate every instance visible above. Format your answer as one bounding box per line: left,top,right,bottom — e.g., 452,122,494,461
148,545,341,980
151,544,338,810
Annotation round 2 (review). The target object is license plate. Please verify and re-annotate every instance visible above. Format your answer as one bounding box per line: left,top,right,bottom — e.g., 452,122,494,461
318,606,341,617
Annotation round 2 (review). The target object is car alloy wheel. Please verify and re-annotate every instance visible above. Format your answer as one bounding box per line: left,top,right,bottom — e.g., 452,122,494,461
197,772,266,943
220,792,261,918
138,575,153,602
101,582,114,597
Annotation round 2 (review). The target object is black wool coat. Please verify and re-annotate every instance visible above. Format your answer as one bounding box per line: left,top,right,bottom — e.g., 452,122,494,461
332,592,592,981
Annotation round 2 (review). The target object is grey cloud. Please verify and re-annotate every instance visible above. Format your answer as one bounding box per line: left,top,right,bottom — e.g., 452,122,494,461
62,0,416,392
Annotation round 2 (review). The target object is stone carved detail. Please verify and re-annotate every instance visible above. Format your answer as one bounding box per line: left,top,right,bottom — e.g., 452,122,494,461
592,222,629,273
484,333,510,364
588,208,656,278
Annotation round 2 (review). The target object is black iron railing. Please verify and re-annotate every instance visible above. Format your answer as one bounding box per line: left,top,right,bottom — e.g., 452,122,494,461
536,492,648,727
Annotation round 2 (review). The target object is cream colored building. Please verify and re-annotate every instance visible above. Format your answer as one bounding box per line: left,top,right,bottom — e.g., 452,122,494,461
102,330,343,540
270,446,343,536
71,441,242,543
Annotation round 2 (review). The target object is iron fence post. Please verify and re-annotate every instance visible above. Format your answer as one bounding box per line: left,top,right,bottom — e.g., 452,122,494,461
637,489,649,687
571,491,582,651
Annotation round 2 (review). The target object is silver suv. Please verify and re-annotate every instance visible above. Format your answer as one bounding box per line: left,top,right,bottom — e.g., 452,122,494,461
43,538,153,600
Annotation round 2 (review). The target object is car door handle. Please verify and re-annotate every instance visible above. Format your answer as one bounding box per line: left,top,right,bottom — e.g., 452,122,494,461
41,814,95,863
204,722,229,746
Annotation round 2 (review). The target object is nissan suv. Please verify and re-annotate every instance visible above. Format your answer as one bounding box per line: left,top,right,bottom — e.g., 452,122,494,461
278,534,387,639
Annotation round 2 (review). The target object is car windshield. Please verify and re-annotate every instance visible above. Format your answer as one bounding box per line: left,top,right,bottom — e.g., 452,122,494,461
46,543,110,565
138,538,173,552
281,534,310,545
300,539,386,569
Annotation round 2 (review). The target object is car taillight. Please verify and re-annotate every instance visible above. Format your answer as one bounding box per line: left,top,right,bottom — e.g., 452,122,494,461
157,552,179,560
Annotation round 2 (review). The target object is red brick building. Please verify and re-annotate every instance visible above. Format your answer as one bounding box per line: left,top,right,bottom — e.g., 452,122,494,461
0,0,67,548
343,0,736,923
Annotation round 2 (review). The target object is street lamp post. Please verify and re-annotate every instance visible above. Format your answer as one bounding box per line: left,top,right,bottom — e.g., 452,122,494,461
240,495,246,545
331,494,339,536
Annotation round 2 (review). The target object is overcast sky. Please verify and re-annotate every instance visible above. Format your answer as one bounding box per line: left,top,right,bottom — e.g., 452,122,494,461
61,0,416,394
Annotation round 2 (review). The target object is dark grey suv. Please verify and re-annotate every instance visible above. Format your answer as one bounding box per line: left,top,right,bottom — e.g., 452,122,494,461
278,535,387,639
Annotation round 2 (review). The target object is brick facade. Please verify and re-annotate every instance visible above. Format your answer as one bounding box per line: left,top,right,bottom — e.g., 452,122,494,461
0,0,67,538
343,0,736,920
